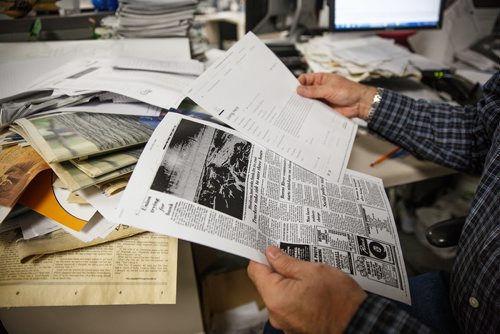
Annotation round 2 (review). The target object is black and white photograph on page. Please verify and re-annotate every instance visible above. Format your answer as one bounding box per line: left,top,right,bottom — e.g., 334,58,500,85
151,118,252,220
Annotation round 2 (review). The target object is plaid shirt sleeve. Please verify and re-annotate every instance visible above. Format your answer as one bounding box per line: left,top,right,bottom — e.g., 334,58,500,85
367,74,500,174
345,295,431,333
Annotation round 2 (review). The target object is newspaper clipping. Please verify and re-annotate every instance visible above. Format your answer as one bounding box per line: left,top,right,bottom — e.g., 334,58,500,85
0,231,178,307
118,113,411,304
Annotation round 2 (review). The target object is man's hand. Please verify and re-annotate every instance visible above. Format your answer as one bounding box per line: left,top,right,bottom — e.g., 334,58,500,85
297,73,377,120
248,246,367,334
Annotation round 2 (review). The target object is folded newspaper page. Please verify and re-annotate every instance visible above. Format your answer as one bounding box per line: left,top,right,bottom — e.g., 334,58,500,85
0,230,177,306
70,146,143,178
16,225,145,263
51,161,135,192
13,113,162,163
117,113,411,304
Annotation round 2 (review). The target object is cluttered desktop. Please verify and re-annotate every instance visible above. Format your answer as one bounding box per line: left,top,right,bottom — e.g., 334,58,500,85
0,0,499,333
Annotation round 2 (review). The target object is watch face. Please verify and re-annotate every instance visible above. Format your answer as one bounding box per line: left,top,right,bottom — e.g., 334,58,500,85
367,88,383,122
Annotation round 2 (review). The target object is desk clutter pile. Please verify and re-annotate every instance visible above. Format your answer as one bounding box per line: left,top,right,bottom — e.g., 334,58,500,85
103,0,198,38
0,38,204,307
298,35,446,82
0,34,413,327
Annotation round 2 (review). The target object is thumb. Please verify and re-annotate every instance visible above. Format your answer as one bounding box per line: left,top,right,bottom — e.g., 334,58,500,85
266,246,307,279
297,85,333,100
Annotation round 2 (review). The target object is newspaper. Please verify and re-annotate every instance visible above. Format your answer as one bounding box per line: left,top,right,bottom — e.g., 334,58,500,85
70,147,143,177
117,113,411,304
51,161,135,192
13,113,161,163
0,230,177,306
97,175,131,196
16,225,145,262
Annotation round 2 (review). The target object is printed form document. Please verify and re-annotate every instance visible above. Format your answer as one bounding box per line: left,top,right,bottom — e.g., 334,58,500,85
186,32,357,183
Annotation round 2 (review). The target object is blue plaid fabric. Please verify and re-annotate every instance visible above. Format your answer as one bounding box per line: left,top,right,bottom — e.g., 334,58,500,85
346,72,500,333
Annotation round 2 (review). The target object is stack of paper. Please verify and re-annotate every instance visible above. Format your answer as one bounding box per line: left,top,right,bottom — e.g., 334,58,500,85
297,35,443,81
115,0,199,38
0,38,201,308
0,39,197,240
0,57,202,128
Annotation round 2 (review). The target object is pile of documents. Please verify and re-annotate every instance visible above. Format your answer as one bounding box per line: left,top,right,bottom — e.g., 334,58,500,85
298,35,445,82
114,0,199,38
0,38,199,307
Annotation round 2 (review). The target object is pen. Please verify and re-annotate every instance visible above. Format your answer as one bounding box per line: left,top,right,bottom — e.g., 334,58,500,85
370,147,402,167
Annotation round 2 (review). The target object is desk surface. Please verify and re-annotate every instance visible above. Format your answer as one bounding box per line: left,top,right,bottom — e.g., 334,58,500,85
347,131,455,188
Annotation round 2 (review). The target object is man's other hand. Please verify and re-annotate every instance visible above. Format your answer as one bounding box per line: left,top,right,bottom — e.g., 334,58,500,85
247,246,367,334
297,73,377,120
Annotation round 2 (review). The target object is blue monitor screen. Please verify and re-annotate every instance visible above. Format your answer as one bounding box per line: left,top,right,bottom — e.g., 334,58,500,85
331,0,445,31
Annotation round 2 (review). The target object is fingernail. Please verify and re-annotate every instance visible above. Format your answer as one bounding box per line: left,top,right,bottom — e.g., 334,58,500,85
297,86,304,93
267,247,282,260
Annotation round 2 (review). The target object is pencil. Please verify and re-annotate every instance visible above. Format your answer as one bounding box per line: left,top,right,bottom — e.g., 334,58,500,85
370,147,402,167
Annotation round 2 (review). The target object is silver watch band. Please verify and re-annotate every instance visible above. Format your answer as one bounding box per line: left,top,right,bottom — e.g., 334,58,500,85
367,88,383,123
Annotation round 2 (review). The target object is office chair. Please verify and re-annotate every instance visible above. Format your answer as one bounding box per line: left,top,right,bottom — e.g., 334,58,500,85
426,216,466,247
393,216,467,334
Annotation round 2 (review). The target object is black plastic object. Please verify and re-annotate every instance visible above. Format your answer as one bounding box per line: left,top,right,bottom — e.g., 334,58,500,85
426,216,466,248
421,70,484,106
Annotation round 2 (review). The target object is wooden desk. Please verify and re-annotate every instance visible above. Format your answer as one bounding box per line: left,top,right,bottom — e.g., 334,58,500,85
347,131,455,188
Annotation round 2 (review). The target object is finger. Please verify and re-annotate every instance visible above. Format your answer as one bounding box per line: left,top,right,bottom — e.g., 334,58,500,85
266,246,307,279
247,260,284,298
296,84,333,100
298,72,323,86
298,73,310,85
247,260,273,281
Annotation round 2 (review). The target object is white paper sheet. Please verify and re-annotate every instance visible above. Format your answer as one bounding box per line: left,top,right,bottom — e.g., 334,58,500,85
0,59,59,101
186,32,357,183
113,56,205,76
17,210,61,240
0,38,191,64
0,38,191,102
49,102,163,117
58,213,117,242
77,188,123,224
52,59,192,109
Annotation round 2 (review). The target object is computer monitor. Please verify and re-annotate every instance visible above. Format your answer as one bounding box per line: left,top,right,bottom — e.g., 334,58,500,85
330,0,445,31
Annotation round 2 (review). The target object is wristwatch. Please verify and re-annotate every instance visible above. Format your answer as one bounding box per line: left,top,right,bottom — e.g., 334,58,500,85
367,88,383,123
